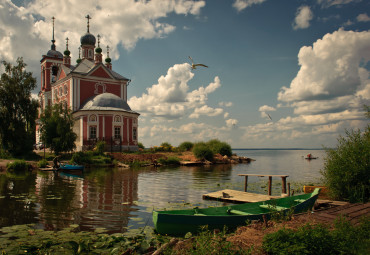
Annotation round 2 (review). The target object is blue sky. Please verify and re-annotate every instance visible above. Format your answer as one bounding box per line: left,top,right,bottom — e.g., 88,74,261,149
1,0,369,148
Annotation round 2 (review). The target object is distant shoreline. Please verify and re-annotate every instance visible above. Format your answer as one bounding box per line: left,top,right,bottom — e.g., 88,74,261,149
232,148,326,150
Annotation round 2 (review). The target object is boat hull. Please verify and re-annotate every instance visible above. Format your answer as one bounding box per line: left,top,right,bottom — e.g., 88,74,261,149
58,164,84,171
153,188,320,236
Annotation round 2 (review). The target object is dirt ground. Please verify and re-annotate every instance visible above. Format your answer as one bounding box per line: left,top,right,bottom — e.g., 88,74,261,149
171,213,329,254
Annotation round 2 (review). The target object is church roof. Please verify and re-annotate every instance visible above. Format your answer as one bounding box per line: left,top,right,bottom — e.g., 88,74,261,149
79,93,139,114
70,59,129,81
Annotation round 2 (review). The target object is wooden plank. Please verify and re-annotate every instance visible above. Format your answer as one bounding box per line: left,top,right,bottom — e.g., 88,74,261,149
238,174,289,177
203,189,276,203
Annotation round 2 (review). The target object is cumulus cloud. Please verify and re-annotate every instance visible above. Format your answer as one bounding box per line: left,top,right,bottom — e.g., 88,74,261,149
0,0,205,83
278,29,370,108
128,63,222,120
357,13,370,22
219,101,233,107
189,105,223,119
258,105,276,119
232,0,267,12
226,118,238,127
292,6,313,30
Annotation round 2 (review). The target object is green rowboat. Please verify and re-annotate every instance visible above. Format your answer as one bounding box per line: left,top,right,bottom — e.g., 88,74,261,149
153,188,320,236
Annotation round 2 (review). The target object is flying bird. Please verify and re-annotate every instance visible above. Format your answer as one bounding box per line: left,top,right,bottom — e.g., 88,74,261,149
188,56,208,70
267,113,272,121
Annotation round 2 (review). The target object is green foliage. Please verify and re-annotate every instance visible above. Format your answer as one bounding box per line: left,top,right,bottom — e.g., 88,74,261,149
0,148,10,159
0,224,159,254
178,141,194,152
192,142,214,161
39,103,77,155
262,217,370,255
158,156,181,165
138,142,145,149
6,160,29,173
37,159,49,168
95,141,106,155
160,142,173,152
163,226,251,255
206,139,232,157
0,58,38,156
70,151,112,165
321,126,370,203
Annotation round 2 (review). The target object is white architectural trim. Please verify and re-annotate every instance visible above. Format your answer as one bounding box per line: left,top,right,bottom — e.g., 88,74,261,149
80,116,83,145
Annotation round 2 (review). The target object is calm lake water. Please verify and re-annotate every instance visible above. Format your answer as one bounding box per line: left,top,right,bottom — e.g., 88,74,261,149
0,149,326,234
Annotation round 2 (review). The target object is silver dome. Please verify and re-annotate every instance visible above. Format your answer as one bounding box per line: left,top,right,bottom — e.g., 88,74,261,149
80,93,133,112
46,49,63,59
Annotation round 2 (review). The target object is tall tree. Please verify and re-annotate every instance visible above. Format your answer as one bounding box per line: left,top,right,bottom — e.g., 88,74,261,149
39,103,77,155
0,58,38,156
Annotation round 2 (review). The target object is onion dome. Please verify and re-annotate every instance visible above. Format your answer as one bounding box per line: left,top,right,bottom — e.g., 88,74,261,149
76,46,82,63
95,35,102,53
80,32,96,46
105,45,111,63
64,37,70,56
47,49,63,59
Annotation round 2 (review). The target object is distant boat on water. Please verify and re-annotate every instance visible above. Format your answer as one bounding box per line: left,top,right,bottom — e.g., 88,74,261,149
305,153,318,160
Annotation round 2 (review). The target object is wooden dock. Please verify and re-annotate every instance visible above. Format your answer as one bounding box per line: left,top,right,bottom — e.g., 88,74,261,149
202,189,279,203
297,202,370,225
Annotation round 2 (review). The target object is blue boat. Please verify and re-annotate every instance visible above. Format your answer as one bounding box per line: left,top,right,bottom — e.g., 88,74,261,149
58,164,84,171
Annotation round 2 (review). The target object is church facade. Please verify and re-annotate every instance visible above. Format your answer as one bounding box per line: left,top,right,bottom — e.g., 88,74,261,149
36,16,140,151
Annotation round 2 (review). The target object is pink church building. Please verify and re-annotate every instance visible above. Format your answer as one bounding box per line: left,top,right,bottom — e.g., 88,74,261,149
36,16,139,151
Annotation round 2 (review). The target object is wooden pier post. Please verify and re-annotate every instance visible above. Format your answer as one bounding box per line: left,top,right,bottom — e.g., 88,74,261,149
268,176,272,196
288,182,291,196
282,176,287,194
244,175,248,192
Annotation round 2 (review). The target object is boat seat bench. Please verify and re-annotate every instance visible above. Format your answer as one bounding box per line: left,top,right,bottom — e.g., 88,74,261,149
294,199,306,203
259,204,288,211
227,209,254,215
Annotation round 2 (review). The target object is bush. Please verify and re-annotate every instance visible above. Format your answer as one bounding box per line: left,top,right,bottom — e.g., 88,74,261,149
6,160,29,173
206,139,232,157
321,126,370,203
192,142,214,161
71,151,93,165
37,159,49,168
158,156,180,165
95,141,106,155
138,142,145,150
178,141,194,152
262,217,370,255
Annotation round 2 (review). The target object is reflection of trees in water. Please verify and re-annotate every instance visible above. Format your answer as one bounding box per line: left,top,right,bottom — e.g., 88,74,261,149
190,164,233,179
0,172,38,227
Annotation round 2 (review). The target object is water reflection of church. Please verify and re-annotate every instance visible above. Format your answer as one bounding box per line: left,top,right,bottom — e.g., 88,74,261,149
35,169,139,233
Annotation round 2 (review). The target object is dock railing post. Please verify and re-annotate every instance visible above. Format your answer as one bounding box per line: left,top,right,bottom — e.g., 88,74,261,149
244,176,248,192
268,176,272,196
282,176,287,194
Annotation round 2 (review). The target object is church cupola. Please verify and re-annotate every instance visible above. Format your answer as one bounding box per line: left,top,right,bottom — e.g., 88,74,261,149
105,45,112,70
76,47,82,64
95,34,103,64
46,17,63,59
80,14,96,61
63,37,71,67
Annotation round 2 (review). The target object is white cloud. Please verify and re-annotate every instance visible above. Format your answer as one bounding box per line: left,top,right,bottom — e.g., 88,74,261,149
317,0,360,8
224,112,230,118
232,0,267,12
226,119,238,127
292,6,313,30
357,13,370,22
189,105,223,119
219,101,233,107
128,63,222,120
0,0,206,84
278,29,370,107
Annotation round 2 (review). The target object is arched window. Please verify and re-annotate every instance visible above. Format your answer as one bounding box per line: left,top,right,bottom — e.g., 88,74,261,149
52,65,58,76
89,115,97,122
59,87,63,97
64,85,68,95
